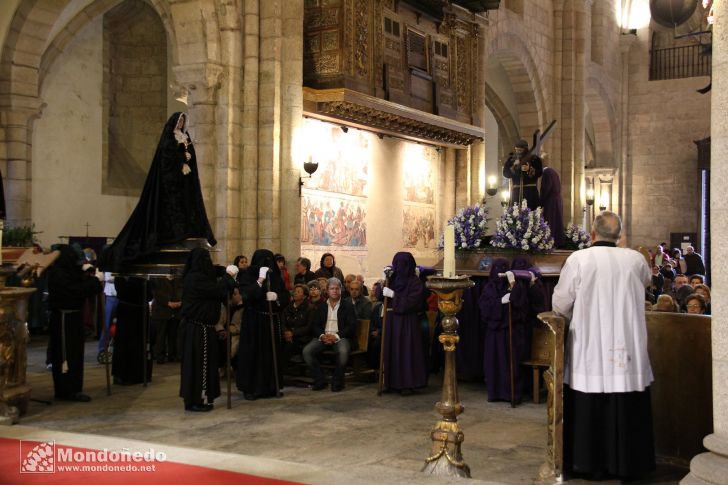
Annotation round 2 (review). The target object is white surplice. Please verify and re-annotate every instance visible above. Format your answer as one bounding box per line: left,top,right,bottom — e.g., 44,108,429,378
552,244,653,393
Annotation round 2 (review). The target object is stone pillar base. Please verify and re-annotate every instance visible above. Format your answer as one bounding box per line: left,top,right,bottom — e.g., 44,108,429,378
682,435,728,484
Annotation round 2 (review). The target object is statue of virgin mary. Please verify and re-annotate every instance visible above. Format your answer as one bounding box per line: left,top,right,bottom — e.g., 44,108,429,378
100,112,216,272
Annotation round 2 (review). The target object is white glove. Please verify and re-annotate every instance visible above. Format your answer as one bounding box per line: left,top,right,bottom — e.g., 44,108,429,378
382,287,394,298
259,267,269,279
182,163,192,175
266,291,277,302
530,271,537,285
226,265,239,277
505,271,515,286
82,263,93,272
501,293,511,304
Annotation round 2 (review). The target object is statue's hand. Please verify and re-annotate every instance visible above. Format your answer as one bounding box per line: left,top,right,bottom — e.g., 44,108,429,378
182,164,192,175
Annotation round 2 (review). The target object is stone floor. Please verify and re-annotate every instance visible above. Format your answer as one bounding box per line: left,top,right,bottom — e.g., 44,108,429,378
7,337,686,484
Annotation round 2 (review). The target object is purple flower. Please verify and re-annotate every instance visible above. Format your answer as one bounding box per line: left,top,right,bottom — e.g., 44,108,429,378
438,203,490,250
490,200,554,253
564,223,592,250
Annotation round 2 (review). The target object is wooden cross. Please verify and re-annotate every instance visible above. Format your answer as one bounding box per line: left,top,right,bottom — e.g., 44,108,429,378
84,222,91,238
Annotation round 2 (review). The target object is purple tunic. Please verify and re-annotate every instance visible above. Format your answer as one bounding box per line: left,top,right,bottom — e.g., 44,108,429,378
540,167,565,248
384,252,427,390
479,258,516,402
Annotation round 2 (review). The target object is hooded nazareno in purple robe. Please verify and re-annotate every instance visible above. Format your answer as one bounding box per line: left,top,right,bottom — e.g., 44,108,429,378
383,252,428,391
540,166,565,248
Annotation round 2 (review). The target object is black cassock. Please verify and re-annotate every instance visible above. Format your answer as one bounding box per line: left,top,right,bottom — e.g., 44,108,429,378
503,153,543,210
47,245,102,399
236,249,289,400
111,276,153,385
179,249,236,407
99,112,216,272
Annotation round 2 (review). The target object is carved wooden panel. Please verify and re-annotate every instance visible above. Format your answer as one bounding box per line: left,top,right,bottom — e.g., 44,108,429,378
304,1,483,130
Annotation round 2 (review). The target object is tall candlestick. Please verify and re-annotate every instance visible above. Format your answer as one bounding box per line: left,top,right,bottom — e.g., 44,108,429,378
444,224,455,278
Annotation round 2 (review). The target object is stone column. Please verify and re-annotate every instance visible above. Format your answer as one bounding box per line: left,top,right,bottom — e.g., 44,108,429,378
455,147,470,209
173,62,223,256
278,0,304,263
215,3,244,263
1,101,40,226
441,147,456,225
618,33,636,242
682,2,728,482
552,0,588,225
256,0,282,252
241,0,260,258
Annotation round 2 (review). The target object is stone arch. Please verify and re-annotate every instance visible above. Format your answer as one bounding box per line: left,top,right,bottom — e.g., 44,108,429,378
0,0,224,224
484,82,519,157
38,0,178,90
585,75,617,168
485,33,548,144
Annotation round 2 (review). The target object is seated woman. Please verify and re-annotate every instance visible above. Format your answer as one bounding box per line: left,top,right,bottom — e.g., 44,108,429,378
685,294,708,315
281,284,312,368
693,284,711,315
652,294,679,312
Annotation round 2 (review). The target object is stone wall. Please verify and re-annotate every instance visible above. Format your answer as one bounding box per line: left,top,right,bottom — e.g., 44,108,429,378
623,26,710,248
103,0,167,196
31,17,140,246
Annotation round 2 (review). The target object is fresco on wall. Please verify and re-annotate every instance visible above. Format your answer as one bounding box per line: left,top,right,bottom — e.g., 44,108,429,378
402,204,436,250
301,191,367,247
304,122,371,197
403,144,437,204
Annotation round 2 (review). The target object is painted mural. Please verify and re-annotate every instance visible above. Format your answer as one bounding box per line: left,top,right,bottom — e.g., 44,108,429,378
402,204,436,250
402,144,437,204
304,121,371,196
301,191,367,248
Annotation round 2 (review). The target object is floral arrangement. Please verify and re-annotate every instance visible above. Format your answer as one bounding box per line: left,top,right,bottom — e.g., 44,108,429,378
439,203,490,249
564,223,592,250
490,200,554,253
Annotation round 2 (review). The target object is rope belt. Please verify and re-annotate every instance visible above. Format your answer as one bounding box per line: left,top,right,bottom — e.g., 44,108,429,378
186,319,214,401
514,183,538,188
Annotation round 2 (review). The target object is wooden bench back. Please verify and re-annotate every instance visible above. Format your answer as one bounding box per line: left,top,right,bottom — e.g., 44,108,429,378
646,310,712,465
356,319,370,352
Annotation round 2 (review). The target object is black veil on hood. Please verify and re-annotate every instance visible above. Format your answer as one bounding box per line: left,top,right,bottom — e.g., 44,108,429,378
99,112,216,272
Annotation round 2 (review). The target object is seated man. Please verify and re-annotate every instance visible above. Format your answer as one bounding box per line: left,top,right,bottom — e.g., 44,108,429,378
303,277,356,392
345,279,372,320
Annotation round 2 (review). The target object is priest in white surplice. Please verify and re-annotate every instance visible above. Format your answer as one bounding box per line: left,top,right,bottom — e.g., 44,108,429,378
552,211,655,480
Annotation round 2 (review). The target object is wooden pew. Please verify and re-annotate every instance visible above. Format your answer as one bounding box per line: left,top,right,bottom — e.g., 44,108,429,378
646,311,712,466
535,310,713,480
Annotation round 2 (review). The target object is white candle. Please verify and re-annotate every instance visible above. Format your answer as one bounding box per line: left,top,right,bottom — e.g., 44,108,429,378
444,224,455,278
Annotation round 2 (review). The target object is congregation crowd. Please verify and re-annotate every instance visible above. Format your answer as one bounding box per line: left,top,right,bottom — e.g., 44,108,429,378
645,244,709,315
40,246,440,412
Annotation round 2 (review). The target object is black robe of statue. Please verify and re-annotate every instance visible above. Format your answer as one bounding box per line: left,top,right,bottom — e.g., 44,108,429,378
179,248,236,406
99,113,216,272
236,249,289,399
503,153,543,210
47,245,103,399
111,276,153,385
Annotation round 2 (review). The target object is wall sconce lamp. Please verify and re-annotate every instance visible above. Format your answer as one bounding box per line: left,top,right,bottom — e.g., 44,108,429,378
586,188,595,206
500,189,510,208
486,175,498,197
599,191,609,212
299,157,319,196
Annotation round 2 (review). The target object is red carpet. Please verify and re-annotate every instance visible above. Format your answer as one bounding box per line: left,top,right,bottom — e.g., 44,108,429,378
0,438,303,484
